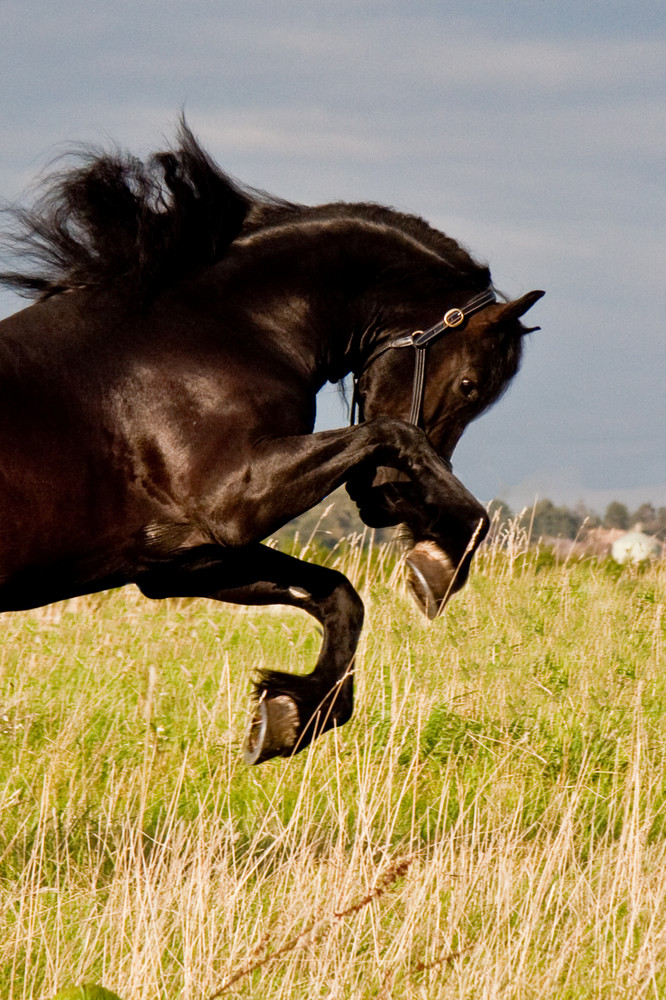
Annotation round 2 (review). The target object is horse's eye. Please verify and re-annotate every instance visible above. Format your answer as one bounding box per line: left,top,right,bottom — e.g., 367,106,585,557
459,377,478,400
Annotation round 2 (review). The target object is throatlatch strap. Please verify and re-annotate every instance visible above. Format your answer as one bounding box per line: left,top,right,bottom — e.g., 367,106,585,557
409,347,427,426
350,378,361,426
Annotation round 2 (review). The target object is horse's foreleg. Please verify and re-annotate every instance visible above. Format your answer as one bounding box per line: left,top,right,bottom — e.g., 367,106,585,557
135,543,363,763
216,417,486,546
213,418,488,616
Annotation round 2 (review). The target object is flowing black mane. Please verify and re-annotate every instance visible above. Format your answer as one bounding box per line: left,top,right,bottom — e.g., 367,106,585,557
0,121,257,300
0,120,489,302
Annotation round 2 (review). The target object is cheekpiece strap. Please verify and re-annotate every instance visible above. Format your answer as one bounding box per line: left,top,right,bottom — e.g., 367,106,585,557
408,346,427,426
405,287,496,427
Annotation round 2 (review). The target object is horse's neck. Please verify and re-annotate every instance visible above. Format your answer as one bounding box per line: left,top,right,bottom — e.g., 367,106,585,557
217,244,359,388
227,217,443,387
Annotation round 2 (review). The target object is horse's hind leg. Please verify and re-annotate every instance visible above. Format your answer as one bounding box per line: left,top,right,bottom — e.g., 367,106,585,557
135,543,364,763
246,565,363,764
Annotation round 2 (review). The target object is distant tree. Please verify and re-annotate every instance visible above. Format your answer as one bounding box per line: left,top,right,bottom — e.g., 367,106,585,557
657,508,666,539
604,501,629,531
573,502,600,529
488,499,513,525
523,499,582,539
631,502,658,532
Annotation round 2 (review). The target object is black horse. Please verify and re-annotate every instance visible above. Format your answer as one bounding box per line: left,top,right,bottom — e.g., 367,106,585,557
0,123,543,763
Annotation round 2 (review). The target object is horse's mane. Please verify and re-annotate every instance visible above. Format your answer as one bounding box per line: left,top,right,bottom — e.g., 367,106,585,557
0,119,488,302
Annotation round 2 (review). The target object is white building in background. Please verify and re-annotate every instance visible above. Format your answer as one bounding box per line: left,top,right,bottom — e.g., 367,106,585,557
611,531,662,565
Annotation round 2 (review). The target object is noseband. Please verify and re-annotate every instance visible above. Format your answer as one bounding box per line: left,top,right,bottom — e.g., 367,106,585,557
351,286,496,428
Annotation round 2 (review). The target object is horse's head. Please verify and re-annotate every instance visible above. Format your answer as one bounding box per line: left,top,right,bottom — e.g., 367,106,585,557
357,288,544,460
351,285,544,617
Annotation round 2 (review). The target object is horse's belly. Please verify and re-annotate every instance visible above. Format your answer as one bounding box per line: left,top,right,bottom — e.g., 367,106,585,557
0,557,130,612
0,481,150,611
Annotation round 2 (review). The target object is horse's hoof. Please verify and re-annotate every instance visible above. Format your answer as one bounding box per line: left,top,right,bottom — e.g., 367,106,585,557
243,694,300,765
405,541,456,620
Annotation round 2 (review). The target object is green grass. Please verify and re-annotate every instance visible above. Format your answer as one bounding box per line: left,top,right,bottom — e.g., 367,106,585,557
0,535,665,999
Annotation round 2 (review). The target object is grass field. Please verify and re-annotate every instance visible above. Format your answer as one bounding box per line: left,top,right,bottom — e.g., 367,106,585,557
1,526,665,999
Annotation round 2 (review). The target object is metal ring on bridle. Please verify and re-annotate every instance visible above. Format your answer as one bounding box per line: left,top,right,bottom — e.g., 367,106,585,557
443,308,465,328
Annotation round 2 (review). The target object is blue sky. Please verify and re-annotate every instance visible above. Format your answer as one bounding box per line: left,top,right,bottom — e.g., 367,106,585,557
1,0,664,510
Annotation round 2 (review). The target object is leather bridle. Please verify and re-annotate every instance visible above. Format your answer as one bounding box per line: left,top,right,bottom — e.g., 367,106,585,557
351,286,497,429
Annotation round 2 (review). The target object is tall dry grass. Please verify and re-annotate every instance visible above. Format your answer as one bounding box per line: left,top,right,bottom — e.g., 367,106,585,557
1,526,665,998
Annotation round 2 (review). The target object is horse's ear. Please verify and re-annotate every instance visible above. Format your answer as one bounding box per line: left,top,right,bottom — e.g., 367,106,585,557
495,289,545,331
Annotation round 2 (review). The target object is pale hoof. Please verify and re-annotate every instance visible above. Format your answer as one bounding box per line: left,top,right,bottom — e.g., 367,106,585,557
243,694,300,765
405,541,456,620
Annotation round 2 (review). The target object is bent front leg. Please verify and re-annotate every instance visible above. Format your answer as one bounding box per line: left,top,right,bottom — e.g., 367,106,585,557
209,417,488,550
135,543,364,763
210,418,489,618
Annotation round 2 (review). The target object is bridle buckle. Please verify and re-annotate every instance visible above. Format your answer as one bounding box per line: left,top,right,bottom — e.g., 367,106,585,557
443,307,465,328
